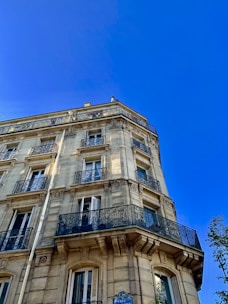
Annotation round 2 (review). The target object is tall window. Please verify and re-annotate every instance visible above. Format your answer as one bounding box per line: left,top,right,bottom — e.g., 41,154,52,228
82,160,102,182
144,207,158,228
40,138,55,153
1,211,31,251
79,197,100,229
0,276,11,304
26,168,46,191
67,268,98,304
0,144,17,161
137,166,147,181
154,272,181,304
87,130,102,146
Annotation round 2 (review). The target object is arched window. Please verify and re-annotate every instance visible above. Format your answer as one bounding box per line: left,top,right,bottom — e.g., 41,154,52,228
66,267,98,304
154,270,181,304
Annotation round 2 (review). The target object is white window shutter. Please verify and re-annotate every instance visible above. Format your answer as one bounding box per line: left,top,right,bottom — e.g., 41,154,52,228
91,268,98,301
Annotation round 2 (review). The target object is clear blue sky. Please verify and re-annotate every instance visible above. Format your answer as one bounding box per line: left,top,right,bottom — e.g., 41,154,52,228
0,1,227,303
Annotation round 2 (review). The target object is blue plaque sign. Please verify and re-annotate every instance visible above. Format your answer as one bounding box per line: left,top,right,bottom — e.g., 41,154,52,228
113,291,133,304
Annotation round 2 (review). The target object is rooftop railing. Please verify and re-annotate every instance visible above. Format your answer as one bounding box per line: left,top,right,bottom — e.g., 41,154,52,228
13,176,49,194
0,228,32,251
0,105,157,135
56,205,202,251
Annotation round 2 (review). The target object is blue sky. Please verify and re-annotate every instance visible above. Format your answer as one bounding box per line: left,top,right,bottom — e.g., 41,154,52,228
0,1,227,302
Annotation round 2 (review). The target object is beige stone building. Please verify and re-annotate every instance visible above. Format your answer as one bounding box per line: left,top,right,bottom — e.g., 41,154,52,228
0,99,203,304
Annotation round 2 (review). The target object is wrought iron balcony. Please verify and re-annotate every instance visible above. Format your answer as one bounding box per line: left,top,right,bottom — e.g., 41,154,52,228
132,138,152,155
0,150,16,161
56,205,202,251
73,302,102,304
136,171,161,192
30,143,57,155
13,176,49,194
81,136,105,147
73,168,107,184
0,228,32,251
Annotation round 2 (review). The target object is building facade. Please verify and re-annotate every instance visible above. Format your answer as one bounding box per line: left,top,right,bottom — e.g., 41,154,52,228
0,100,203,304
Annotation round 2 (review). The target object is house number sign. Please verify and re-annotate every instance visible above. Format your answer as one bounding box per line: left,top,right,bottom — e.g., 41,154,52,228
113,291,133,304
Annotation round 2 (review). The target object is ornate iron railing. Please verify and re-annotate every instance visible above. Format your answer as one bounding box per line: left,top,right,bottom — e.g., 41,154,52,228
0,150,16,161
0,115,71,135
56,205,202,251
74,168,107,184
81,136,105,147
136,171,161,192
132,138,152,155
30,143,57,155
0,228,32,251
0,105,157,135
13,176,49,193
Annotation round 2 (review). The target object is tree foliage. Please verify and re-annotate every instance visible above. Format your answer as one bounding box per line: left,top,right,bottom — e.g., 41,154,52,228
208,216,228,303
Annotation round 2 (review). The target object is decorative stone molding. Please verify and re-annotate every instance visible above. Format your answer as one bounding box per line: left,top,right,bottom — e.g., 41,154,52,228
0,259,8,269
50,187,66,201
56,241,68,260
81,247,90,260
128,181,138,193
111,235,127,256
134,235,160,256
97,237,108,257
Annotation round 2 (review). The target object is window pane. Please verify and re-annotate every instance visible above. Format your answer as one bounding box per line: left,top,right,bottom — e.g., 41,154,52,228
144,207,156,227
72,272,84,304
86,271,92,301
0,281,9,304
155,274,173,304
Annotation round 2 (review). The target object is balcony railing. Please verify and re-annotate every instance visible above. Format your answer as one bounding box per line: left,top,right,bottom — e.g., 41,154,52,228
136,171,161,192
30,143,57,155
81,136,105,147
13,176,49,194
73,168,107,184
132,138,152,155
0,228,32,251
0,150,16,161
56,205,202,251
73,302,102,304
0,105,157,135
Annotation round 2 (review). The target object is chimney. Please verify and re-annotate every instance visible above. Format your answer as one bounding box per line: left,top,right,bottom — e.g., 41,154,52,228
84,102,91,107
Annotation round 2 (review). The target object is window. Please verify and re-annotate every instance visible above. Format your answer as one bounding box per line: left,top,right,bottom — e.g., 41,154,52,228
86,130,102,146
0,172,4,186
144,207,158,228
40,138,55,153
82,160,102,182
132,137,151,155
26,168,46,191
78,197,100,230
0,144,17,161
137,166,147,181
1,211,32,251
0,276,11,304
154,272,181,304
67,268,98,304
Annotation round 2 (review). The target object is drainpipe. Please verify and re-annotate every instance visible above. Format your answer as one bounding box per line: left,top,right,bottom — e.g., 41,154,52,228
18,129,65,304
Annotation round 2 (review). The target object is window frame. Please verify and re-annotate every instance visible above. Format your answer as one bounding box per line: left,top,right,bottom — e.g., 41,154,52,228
0,276,12,304
66,267,98,304
1,209,33,251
